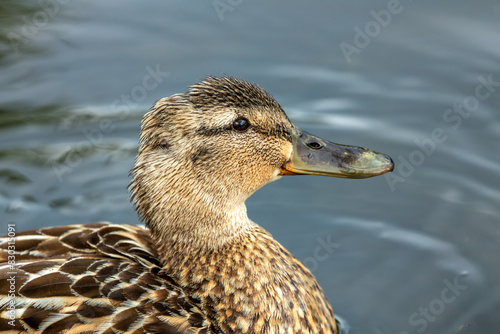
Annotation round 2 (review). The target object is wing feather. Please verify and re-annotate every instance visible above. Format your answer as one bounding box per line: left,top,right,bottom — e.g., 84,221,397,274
0,223,211,333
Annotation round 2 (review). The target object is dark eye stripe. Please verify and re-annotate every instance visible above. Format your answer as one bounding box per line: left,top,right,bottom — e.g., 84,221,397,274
196,126,232,136
247,125,292,141
197,124,291,141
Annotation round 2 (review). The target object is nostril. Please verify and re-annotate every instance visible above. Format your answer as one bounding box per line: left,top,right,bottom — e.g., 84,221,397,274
306,142,323,150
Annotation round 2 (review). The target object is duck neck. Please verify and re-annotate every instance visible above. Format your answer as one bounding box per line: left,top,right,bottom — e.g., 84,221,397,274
151,198,255,264
131,155,256,266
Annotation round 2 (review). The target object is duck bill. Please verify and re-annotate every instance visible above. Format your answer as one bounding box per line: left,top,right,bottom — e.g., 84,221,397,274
280,128,394,179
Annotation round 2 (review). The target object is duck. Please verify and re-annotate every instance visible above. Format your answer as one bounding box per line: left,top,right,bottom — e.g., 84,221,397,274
0,76,393,334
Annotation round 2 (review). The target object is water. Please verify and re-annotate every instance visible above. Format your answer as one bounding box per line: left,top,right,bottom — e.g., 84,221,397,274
1,1,499,333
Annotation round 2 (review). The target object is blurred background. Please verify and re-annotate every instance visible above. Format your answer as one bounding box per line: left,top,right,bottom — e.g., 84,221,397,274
1,1,499,333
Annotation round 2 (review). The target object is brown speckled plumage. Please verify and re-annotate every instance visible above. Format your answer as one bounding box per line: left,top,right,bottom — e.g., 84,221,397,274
0,77,338,333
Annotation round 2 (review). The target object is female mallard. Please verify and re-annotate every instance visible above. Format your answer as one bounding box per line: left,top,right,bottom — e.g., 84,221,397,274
0,76,393,333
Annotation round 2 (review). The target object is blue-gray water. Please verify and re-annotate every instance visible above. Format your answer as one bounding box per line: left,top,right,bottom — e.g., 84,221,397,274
1,1,499,333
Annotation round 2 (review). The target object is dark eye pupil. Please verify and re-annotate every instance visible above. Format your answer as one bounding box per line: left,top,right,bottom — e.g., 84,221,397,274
233,118,250,132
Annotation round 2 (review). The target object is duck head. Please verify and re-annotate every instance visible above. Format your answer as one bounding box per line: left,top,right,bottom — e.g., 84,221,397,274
129,76,393,251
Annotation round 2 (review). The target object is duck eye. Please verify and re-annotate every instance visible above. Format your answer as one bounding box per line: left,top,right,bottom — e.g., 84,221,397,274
232,117,250,132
